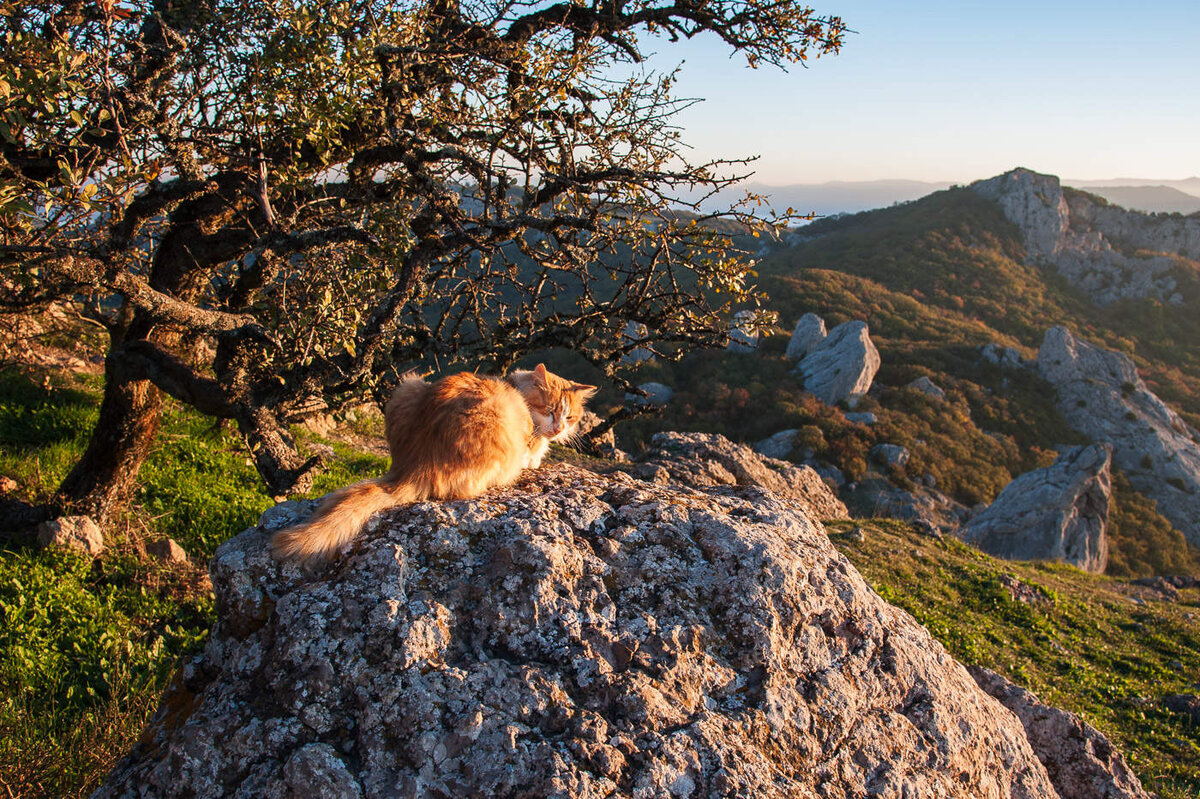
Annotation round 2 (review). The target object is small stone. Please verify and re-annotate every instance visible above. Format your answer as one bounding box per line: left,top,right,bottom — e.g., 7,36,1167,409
870,443,911,469
36,516,103,556
147,538,189,564
846,526,866,543
0,475,17,493
907,376,946,401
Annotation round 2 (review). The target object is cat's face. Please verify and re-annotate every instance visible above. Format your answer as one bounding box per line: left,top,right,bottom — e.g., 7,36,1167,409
518,364,596,442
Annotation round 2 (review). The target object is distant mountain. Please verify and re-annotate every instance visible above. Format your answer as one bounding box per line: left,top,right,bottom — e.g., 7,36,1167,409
1068,176,1200,196
1065,185,1200,215
689,179,950,218
742,179,951,218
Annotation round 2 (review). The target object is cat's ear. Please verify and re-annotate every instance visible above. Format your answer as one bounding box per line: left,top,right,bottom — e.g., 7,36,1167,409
533,363,549,388
571,383,597,399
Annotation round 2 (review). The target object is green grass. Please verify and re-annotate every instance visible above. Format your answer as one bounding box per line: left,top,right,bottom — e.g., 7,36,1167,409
829,519,1200,799
0,368,384,797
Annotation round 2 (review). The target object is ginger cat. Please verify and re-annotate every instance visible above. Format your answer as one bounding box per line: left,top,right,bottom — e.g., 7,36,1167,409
271,364,596,563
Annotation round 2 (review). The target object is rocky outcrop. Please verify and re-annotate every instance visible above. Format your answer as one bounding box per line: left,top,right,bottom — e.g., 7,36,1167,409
620,321,654,364
1067,189,1200,264
1038,326,1200,548
636,431,847,520
969,667,1151,799
752,429,798,460
98,464,1067,798
726,310,759,353
906,376,945,401
980,343,1027,369
796,320,880,407
960,444,1112,573
784,313,827,360
625,382,673,406
971,169,1179,305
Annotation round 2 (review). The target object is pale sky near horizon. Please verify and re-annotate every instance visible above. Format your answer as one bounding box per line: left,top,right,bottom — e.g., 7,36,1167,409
642,0,1200,185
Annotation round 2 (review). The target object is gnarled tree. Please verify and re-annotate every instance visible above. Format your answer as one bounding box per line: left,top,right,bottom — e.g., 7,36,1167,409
0,0,843,519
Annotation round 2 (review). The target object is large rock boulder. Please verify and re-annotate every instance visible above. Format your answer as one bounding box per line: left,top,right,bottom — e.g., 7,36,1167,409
637,431,847,520
96,464,1066,798
784,313,827,360
959,444,1113,573
971,169,1178,305
796,320,880,407
1039,326,1200,549
970,666,1150,799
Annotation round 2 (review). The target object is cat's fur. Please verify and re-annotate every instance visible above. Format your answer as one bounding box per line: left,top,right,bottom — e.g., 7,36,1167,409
271,364,596,563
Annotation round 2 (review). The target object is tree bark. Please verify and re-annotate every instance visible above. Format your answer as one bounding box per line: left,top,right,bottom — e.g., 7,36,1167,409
56,347,163,520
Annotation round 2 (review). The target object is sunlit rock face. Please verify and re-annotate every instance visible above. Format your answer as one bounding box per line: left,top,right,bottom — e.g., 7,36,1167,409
1038,325,1200,548
97,463,1061,798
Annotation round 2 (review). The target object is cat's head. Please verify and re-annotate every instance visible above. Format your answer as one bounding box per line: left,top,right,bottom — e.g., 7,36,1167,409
512,363,597,442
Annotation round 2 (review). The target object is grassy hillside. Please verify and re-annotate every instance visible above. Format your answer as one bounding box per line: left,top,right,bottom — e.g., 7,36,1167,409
830,519,1200,799
2,366,1197,797
615,187,1200,575
0,367,386,797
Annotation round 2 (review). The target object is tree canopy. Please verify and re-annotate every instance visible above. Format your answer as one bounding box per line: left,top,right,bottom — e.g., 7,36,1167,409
0,0,843,517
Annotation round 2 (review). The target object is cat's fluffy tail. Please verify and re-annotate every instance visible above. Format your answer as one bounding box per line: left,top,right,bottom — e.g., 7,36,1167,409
270,478,417,564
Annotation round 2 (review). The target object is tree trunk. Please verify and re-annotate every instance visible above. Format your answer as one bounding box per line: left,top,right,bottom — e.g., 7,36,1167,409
55,349,162,520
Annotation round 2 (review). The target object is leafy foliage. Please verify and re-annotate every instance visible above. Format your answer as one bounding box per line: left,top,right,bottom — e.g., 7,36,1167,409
0,0,845,508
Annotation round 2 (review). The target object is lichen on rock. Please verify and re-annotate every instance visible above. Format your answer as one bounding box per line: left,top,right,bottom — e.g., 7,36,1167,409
98,464,1066,798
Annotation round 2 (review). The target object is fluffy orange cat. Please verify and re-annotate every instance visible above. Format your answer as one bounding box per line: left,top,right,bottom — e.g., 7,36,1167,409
271,364,596,563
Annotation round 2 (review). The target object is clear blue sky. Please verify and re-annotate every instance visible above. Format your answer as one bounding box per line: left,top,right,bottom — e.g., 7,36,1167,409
643,0,1200,184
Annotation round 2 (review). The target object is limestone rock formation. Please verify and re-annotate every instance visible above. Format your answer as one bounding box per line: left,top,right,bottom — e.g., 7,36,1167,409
870,443,911,469
752,429,798,460
980,343,1027,369
796,320,880,407
970,666,1150,799
971,169,1179,305
959,444,1113,573
625,382,673,406
1039,326,1200,548
784,313,827,360
906,376,946,401
37,515,103,556
620,321,654,364
98,464,1066,798
636,431,847,521
726,310,759,353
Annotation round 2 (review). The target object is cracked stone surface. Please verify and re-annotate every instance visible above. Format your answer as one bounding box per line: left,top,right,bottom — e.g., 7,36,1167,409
1039,325,1200,549
95,463,1066,798
960,444,1112,573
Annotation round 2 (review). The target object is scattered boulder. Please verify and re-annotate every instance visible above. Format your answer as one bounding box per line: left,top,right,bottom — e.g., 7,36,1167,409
1130,576,1180,602
625,382,673,406
845,478,968,533
147,538,189,565
843,411,877,426
906,376,946,401
969,666,1151,799
36,515,103,556
796,320,880,407
0,475,17,493
980,343,1026,369
752,429,798,460
726,310,759,353
637,432,847,520
998,575,1053,608
98,464,1063,798
620,321,654,364
870,443,911,469
784,312,827,360
960,444,1112,573
1039,325,1200,549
